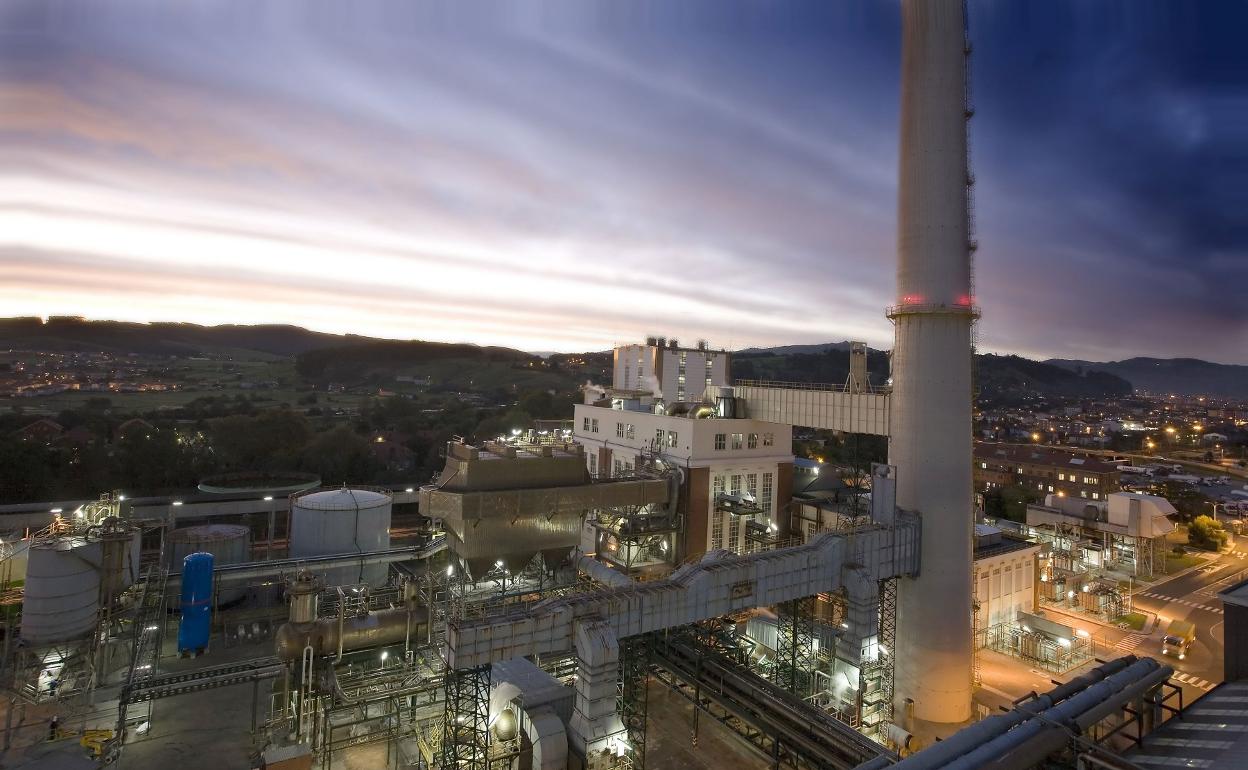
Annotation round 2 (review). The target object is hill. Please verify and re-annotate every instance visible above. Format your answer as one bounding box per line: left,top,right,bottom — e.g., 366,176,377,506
1047,357,1248,399
976,354,1132,404
734,345,1133,404
0,317,355,358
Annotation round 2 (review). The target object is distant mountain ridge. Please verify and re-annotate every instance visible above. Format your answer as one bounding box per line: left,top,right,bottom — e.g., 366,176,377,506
736,345,1133,403
5,319,1240,398
0,317,357,357
1046,357,1248,399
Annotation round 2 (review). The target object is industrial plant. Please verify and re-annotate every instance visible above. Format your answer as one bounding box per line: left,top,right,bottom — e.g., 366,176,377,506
0,2,1230,770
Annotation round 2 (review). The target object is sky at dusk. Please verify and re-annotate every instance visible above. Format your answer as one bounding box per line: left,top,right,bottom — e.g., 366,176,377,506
1,1,1244,362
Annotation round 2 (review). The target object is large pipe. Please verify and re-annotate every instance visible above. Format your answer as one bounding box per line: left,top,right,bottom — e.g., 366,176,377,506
889,657,1137,770
274,606,429,661
943,659,1170,770
890,0,978,724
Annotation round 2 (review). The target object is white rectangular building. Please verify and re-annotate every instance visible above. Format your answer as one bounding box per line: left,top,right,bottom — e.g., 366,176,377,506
612,337,731,404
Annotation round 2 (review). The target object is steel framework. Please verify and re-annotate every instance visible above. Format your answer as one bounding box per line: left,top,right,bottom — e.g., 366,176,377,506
860,577,897,741
442,663,491,770
776,596,816,699
618,634,651,769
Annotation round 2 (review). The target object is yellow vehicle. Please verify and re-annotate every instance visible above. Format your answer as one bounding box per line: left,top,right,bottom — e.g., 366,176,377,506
1161,619,1196,660
80,729,115,760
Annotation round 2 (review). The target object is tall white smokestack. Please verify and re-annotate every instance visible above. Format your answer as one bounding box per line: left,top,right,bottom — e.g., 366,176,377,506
890,0,976,725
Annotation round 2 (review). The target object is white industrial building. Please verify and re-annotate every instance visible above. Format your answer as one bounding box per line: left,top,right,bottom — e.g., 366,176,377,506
1026,492,1177,578
973,524,1040,632
611,337,731,404
573,344,793,562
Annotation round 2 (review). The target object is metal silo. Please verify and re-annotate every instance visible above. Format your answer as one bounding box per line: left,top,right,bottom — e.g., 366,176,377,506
289,488,391,587
178,552,214,656
168,525,251,603
21,537,102,644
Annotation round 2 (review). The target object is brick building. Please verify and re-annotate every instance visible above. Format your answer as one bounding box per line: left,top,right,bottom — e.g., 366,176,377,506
974,443,1121,502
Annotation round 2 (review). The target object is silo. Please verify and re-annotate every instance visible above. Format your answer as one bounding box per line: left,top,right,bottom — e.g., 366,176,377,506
289,488,391,587
178,552,214,656
22,537,102,644
168,525,251,603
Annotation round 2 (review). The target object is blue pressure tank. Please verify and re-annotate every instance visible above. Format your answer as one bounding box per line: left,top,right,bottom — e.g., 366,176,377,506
177,551,214,656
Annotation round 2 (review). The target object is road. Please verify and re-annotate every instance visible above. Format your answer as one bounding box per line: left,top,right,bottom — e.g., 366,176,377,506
1125,548,1248,701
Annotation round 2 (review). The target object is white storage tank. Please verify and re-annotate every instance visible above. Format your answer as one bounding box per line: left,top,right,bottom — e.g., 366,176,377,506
22,537,102,644
289,488,391,587
168,524,251,603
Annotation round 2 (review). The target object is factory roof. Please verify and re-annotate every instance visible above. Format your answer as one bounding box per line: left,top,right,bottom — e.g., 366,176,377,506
974,443,1118,473
1125,680,1248,768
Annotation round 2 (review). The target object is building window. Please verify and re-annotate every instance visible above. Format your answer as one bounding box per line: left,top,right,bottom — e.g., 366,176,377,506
614,459,623,477
731,475,742,495
731,433,743,450
729,516,740,552
762,473,773,512
667,430,677,448
713,475,725,494
616,422,625,438
591,418,599,433
656,428,665,446
626,424,635,440
747,473,758,499
715,433,726,451
763,433,775,447
1058,473,1066,481
624,365,630,388
1047,485,1054,493
583,417,590,432
712,513,724,551
1080,490,1088,498
1091,492,1099,500
748,433,758,449
589,454,597,477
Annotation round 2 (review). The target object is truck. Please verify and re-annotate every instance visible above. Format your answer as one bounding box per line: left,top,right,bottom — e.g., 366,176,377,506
1161,619,1196,660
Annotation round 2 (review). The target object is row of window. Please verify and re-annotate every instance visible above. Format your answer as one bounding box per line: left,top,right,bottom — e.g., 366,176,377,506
1033,481,1100,500
583,417,600,433
713,432,775,451
1057,472,1100,484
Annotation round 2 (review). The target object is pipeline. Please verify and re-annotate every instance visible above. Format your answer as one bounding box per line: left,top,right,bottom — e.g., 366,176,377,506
886,656,1171,770
576,555,633,588
275,605,429,661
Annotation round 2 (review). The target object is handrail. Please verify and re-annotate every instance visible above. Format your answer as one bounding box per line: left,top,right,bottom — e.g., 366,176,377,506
733,380,891,395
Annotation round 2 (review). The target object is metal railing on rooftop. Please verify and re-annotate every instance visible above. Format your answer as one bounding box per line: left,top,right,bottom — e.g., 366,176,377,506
733,379,891,395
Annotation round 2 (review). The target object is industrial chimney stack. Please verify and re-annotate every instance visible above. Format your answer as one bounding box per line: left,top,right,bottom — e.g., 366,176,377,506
890,0,977,724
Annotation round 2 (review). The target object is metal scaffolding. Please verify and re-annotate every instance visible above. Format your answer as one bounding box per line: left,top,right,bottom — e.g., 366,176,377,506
776,596,816,699
618,634,651,770
441,664,491,770
860,577,897,742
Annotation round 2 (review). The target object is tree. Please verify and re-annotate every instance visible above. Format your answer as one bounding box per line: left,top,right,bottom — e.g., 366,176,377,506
1188,515,1228,551
300,426,378,484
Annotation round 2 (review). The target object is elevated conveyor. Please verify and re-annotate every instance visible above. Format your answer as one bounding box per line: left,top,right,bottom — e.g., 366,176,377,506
731,381,890,436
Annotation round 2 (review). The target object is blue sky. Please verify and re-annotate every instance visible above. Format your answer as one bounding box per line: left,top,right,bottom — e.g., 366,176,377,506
1,1,1244,361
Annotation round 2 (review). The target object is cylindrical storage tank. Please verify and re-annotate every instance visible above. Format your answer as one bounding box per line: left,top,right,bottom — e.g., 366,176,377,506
168,525,250,603
289,488,391,587
178,552,214,656
99,528,141,605
21,537,102,644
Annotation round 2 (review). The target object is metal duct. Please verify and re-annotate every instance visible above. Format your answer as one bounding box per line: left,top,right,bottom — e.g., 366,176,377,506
940,659,1169,770
889,656,1137,770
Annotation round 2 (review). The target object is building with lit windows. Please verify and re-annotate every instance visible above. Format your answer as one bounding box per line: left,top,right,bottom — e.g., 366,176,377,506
974,443,1121,501
573,340,792,567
